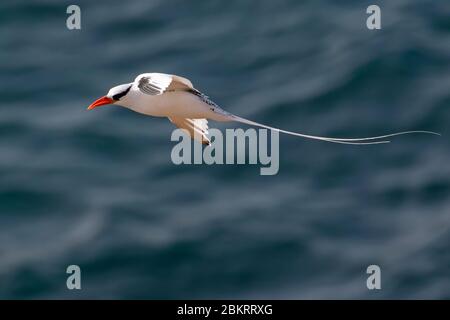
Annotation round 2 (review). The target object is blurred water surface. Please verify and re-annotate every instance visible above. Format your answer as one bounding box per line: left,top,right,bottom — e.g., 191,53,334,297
0,0,449,299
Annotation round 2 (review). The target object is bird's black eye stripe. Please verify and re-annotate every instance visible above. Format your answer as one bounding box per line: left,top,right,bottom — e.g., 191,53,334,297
112,85,132,101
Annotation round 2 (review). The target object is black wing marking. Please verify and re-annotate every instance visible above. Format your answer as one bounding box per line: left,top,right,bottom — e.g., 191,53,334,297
138,76,170,95
187,88,234,118
188,89,220,109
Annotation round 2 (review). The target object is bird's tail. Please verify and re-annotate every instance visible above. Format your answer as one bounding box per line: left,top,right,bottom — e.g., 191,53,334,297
228,114,440,145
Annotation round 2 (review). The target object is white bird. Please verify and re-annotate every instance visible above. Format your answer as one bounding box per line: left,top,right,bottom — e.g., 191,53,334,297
87,73,439,145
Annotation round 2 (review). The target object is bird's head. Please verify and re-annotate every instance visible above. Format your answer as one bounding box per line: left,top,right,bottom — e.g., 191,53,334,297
87,83,133,110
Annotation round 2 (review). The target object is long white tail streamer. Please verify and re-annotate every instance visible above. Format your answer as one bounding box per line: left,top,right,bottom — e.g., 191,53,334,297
230,115,440,145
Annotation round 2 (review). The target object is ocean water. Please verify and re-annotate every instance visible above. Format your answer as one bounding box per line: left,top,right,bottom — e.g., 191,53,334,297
0,0,449,299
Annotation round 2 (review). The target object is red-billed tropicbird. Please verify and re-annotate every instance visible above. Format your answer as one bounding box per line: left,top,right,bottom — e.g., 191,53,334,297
87,73,439,145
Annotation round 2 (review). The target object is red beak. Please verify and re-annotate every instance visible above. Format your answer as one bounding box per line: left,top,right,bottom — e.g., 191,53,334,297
87,96,114,110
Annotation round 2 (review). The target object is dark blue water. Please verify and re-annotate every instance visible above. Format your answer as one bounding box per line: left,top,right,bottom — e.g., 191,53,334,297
0,0,449,299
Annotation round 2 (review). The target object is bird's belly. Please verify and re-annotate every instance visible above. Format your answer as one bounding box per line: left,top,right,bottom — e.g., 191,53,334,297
131,92,218,119
127,95,169,117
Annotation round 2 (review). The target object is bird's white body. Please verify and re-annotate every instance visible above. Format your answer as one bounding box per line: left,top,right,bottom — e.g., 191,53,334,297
119,88,229,121
88,72,438,145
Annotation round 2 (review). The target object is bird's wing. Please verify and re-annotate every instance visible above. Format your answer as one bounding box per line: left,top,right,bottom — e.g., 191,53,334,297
136,73,221,112
169,75,194,90
168,117,210,145
137,73,194,95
